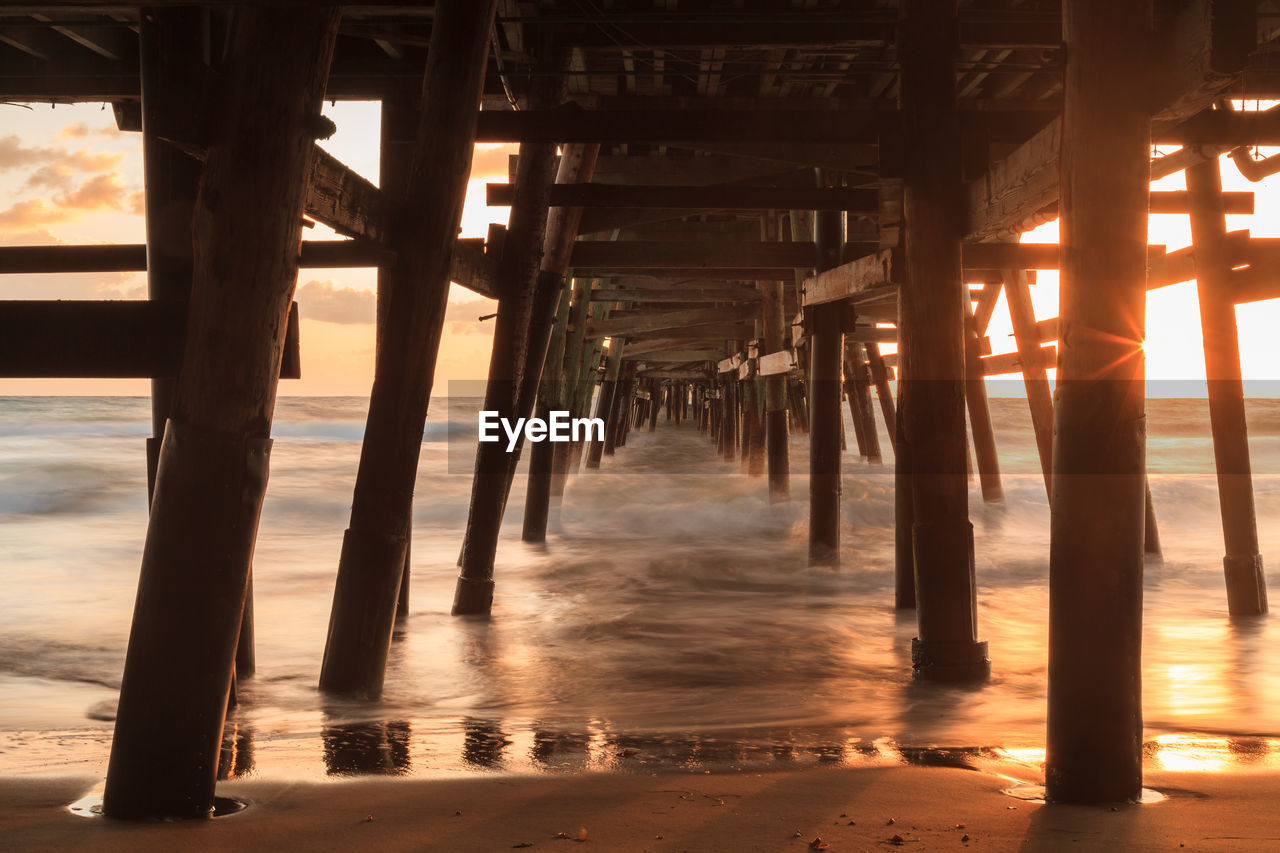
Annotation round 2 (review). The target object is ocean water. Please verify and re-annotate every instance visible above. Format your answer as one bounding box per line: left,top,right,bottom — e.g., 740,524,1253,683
1,394,1279,781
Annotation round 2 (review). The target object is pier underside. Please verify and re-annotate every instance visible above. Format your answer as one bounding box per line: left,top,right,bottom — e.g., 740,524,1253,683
2,0,1278,821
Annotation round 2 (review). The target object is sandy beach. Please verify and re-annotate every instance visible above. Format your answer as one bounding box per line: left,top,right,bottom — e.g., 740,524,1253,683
5,764,1280,851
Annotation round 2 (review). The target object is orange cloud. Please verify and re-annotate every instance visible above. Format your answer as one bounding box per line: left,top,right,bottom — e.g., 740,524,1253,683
295,279,375,324
63,148,124,172
0,134,122,173
23,163,74,192
0,199,69,229
0,135,59,169
58,122,90,140
54,172,127,212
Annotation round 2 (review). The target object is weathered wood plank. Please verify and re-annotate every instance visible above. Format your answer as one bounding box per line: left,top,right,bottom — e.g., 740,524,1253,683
802,249,892,306
965,119,1060,242
629,349,725,362
0,239,496,297
586,304,759,338
306,147,389,242
980,344,1057,376
619,322,757,341
757,349,795,376
589,287,762,303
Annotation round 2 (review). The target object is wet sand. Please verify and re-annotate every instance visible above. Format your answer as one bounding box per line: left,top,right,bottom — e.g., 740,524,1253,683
4,765,1280,851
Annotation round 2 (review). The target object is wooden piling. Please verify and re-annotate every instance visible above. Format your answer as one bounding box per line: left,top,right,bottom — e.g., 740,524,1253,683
742,369,766,476
605,361,636,455
522,282,573,543
1187,156,1268,615
762,280,791,499
319,0,497,696
845,345,871,461
963,299,1003,502
722,376,738,462
845,339,882,464
1003,268,1055,496
587,340,624,468
866,342,896,451
104,6,341,819
1046,0,1150,805
455,140,599,609
898,0,987,680
550,279,593,498
894,392,916,609
809,190,843,565
379,89,418,625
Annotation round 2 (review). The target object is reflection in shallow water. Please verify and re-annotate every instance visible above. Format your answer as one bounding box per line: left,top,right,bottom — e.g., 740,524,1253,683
321,718,411,777
462,719,509,768
217,722,254,780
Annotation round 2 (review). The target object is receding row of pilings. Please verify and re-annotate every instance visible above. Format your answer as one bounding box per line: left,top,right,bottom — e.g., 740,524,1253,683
92,0,1276,821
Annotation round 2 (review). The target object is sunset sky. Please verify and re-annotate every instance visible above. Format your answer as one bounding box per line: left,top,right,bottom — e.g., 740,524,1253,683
0,99,1277,397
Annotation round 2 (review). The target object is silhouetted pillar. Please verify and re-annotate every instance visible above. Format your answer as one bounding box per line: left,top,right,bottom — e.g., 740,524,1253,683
899,0,987,680
762,280,791,499
380,88,418,624
809,179,843,565
320,0,497,696
963,299,1003,502
866,341,896,451
1046,0,1150,805
105,6,341,819
586,340,623,468
1187,156,1267,616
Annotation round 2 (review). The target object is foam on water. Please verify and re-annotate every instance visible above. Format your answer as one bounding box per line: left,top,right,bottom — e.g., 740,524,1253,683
1,395,1279,779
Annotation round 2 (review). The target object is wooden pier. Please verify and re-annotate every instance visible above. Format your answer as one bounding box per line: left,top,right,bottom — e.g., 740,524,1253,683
2,0,1277,817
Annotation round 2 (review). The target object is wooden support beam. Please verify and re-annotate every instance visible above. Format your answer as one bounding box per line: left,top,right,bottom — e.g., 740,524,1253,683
306,147,390,243
899,0,987,682
802,250,892,306
589,287,761,303
979,343,1058,376
762,265,790,499
454,117,561,611
630,349,724,363
844,337,881,465
505,139,601,549
586,340,625,468
0,239,497,298
809,181,844,565
1187,155,1268,616
0,300,300,379
487,182,879,211
585,304,759,338
1003,268,1055,496
1046,0,1150,806
320,0,498,698
572,267,795,281
622,337,725,358
567,241,1167,276
638,367,712,381
623,322,758,342
866,341,896,452
1156,0,1259,123
103,6,340,821
965,119,1060,242
570,240,816,269
963,299,1002,502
